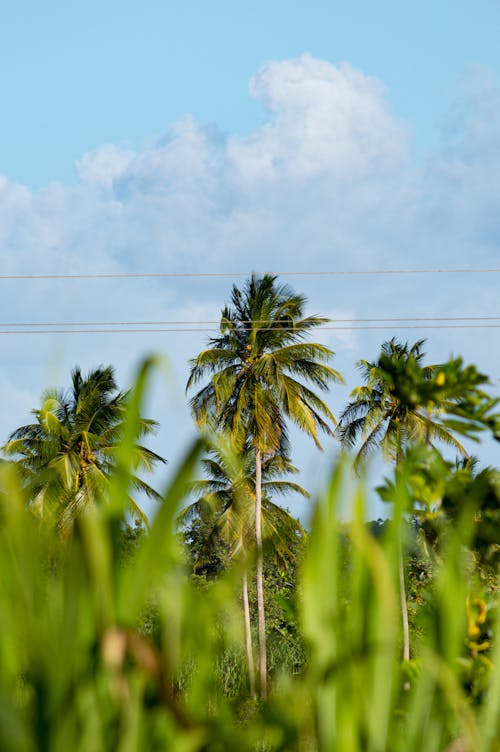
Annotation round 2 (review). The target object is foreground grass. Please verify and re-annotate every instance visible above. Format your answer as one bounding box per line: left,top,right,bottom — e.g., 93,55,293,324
0,360,498,751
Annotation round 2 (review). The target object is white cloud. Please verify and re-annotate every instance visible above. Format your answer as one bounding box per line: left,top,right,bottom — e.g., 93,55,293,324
0,55,500,505
76,144,135,188
2,55,499,285
420,66,500,257
229,54,408,182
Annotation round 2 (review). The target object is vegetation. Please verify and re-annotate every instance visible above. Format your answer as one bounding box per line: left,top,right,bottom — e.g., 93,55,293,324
2,365,165,534
337,338,498,466
0,275,499,750
180,438,307,696
186,273,343,696
337,338,499,667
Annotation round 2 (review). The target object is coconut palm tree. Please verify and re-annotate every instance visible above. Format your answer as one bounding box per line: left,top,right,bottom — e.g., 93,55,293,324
3,365,165,534
180,438,307,697
187,273,343,696
337,338,498,664
337,339,472,470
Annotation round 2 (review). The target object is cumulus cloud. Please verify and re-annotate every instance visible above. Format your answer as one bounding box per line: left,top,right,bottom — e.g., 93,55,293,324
76,144,135,188
421,66,500,255
2,54,499,285
230,55,408,181
29,55,412,276
0,54,499,503
0,55,497,355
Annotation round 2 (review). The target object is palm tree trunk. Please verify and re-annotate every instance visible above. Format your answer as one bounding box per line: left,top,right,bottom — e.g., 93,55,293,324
255,448,268,698
242,567,256,698
396,436,411,678
399,542,410,663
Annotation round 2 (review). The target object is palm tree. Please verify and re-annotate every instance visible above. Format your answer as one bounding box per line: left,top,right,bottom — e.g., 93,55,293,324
337,339,470,470
3,365,165,534
337,338,497,664
187,273,343,696
180,438,307,697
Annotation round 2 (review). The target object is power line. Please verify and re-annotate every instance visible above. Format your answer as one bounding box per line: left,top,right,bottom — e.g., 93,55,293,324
1,316,500,328
1,324,500,335
0,267,499,281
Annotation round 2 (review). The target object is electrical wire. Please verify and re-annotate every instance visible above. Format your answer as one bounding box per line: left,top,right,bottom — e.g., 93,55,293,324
1,324,500,335
0,268,499,281
0,316,500,328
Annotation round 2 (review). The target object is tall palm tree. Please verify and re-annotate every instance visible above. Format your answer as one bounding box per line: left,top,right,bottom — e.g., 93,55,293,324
337,338,496,664
337,339,469,470
187,273,343,696
180,438,307,697
3,365,165,534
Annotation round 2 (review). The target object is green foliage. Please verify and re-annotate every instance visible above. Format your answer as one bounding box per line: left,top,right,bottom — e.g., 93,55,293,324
186,273,343,453
181,438,307,571
183,527,308,687
0,358,499,750
337,339,499,466
186,274,342,697
2,365,165,534
379,445,500,581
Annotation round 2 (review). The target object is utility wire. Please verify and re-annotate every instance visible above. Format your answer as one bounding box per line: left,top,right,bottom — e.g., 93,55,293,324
1,316,500,327
0,268,499,281
1,324,500,335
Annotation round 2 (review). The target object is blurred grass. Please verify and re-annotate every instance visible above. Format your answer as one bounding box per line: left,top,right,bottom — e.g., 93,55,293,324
0,358,498,751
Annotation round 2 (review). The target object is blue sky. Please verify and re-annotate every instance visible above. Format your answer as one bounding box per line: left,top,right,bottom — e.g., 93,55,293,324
2,1,500,186
1,1,500,520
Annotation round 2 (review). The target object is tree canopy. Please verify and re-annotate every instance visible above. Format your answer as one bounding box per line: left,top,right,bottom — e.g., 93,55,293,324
3,365,165,533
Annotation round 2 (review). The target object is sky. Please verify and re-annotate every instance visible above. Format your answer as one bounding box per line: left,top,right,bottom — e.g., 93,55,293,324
1,0,500,521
